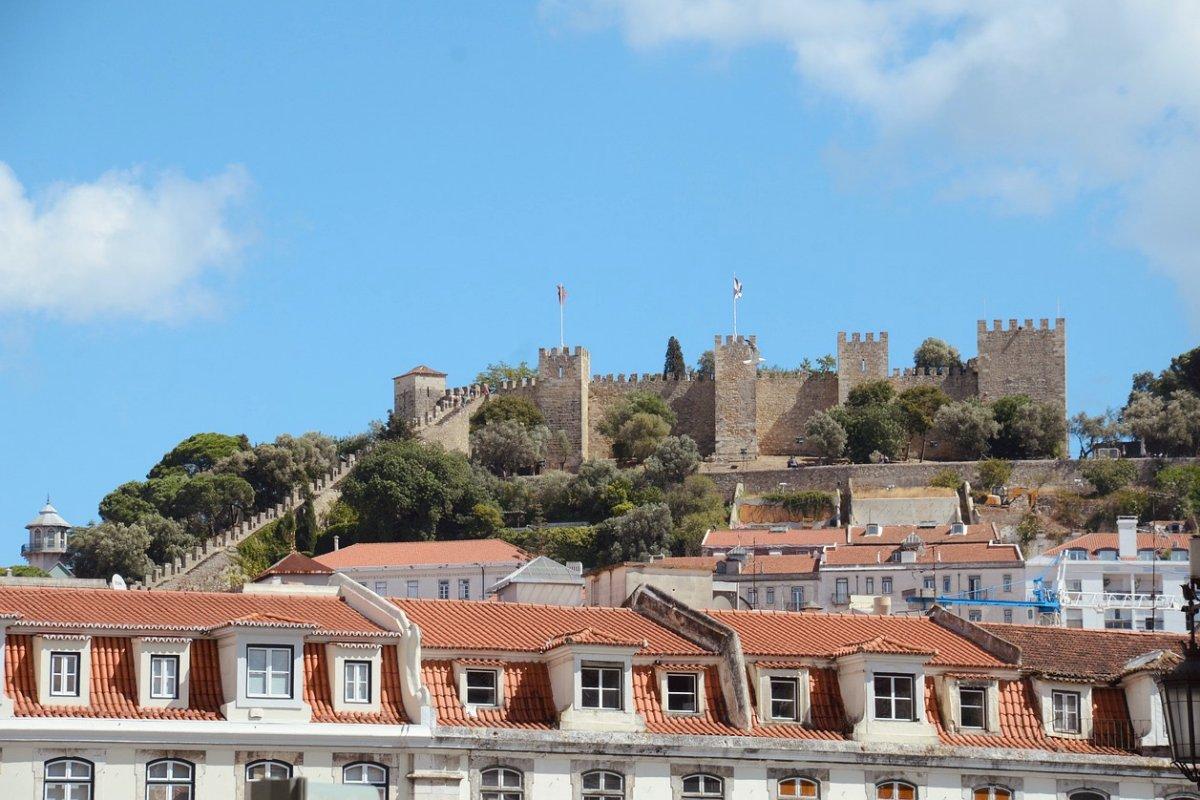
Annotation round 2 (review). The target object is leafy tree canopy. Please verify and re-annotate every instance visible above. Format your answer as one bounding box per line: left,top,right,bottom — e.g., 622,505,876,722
148,432,250,479
67,522,154,582
593,502,673,566
475,361,536,387
614,412,671,463
991,395,1065,459
913,337,964,370
1080,458,1138,496
643,435,701,487
470,420,550,477
933,401,998,460
469,395,545,431
805,410,847,462
832,403,907,463
695,350,715,380
975,458,1013,492
846,380,895,409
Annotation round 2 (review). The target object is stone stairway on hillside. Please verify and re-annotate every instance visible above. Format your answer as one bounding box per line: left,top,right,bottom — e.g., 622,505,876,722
141,449,367,591
409,385,485,452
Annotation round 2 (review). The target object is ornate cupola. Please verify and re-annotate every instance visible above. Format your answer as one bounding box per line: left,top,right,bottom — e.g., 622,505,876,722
23,499,72,573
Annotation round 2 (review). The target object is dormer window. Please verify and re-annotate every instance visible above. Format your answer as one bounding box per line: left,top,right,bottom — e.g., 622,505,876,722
959,687,986,729
246,645,293,699
665,672,699,714
466,669,499,707
873,673,915,721
1067,548,1088,561
770,677,799,720
1052,690,1081,733
581,663,623,710
344,660,371,704
1096,548,1118,561
50,651,80,697
150,654,179,699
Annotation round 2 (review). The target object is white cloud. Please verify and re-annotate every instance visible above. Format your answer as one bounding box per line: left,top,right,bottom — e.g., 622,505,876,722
0,163,251,321
545,0,1200,309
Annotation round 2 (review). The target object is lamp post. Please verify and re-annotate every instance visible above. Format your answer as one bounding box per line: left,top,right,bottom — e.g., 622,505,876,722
1158,538,1200,785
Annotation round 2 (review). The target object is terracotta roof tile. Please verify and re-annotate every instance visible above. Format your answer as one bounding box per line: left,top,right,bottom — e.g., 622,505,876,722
846,524,997,546
979,622,1186,681
652,554,819,576
395,365,447,378
424,660,555,729
303,643,408,724
703,529,844,550
0,586,386,636
393,599,705,656
829,636,936,658
820,541,1022,566
256,551,334,580
316,539,531,569
1043,532,1190,557
711,609,1006,668
543,628,645,651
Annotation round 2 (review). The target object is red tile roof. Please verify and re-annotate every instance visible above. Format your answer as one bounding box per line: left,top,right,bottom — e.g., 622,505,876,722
0,587,386,636
316,539,531,569
829,636,936,658
303,643,408,724
395,365,447,378
846,524,997,546
1043,532,1190,557
652,554,819,576
5,635,223,720
820,541,1022,566
391,599,705,656
979,622,1186,681
710,609,1007,668
256,551,334,580
703,529,844,550
424,659,556,729
543,628,645,651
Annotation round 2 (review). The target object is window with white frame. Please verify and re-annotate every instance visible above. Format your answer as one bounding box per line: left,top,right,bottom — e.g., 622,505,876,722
972,786,1012,800
580,663,623,710
480,767,523,800
747,588,759,605
459,578,471,600
873,673,915,721
769,676,799,721
1052,690,1081,733
465,669,499,706
666,672,699,713
245,646,292,699
881,577,893,594
246,760,292,782
146,759,193,800
582,770,623,800
766,588,775,605
877,782,916,800
923,577,935,589
865,577,875,594
344,660,371,704
150,654,179,699
834,578,849,603
682,774,724,798
438,580,450,599
343,762,388,799
406,579,419,598
778,777,818,798
790,586,805,608
44,757,93,800
373,581,387,595
1002,574,1013,593
959,686,986,729
49,652,80,697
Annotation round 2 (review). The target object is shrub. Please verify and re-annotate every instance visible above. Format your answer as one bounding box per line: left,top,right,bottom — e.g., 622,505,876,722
1080,458,1138,496
499,526,597,565
929,469,963,490
976,459,1014,492
759,490,834,519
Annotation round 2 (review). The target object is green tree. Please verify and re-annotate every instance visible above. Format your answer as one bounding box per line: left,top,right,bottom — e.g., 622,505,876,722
614,413,671,463
475,361,536,387
142,514,196,565
846,380,895,408
834,404,907,463
371,412,414,442
148,432,250,479
976,458,1014,493
5,565,48,577
216,433,337,510
913,338,963,370
170,472,255,536
932,401,998,459
799,358,814,373
992,395,1065,459
593,502,673,565
500,525,597,565
1080,459,1138,496
643,435,700,486
1069,409,1121,458
599,391,677,437
67,522,153,581
1156,465,1200,526
565,461,625,522
929,469,963,490
470,420,549,477
339,439,493,539
896,386,950,459
1136,345,1200,399
695,350,715,380
663,336,687,379
816,354,837,373
805,410,847,462
469,395,545,431
98,481,158,524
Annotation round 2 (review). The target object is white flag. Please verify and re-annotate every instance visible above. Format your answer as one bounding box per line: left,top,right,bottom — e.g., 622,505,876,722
733,277,743,299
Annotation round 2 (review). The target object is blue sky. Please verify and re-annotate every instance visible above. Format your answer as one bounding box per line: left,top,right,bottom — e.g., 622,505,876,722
1,2,1196,561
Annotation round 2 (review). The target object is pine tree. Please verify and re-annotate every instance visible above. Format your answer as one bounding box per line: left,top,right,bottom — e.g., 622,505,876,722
664,336,686,379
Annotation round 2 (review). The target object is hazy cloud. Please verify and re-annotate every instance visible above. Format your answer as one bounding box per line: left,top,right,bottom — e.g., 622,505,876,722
545,0,1200,309
0,163,251,321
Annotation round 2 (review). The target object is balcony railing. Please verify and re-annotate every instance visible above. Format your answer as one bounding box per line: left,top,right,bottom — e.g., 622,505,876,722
1089,718,1143,750
1059,591,1180,611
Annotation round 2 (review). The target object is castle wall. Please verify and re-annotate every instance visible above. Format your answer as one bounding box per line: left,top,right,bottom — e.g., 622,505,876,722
755,374,839,456
713,335,760,460
886,365,979,401
588,374,716,459
976,318,1067,411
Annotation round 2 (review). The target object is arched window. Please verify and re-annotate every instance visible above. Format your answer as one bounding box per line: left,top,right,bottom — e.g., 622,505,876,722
973,786,1012,800
344,762,388,799
877,781,917,800
246,760,292,782
683,773,724,798
1068,792,1106,800
778,777,819,798
44,758,93,800
582,770,624,800
146,759,193,800
480,767,523,800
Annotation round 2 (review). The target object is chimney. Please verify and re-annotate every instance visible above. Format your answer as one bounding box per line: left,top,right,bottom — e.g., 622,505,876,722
873,596,892,615
1117,516,1137,559
333,535,341,551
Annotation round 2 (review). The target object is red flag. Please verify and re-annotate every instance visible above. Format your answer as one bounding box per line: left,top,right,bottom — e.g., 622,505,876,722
557,284,567,305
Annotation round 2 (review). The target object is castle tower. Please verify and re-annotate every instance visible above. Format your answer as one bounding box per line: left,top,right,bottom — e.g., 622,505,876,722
393,365,448,425
24,500,72,573
976,318,1068,447
537,345,590,469
836,331,889,403
713,334,759,461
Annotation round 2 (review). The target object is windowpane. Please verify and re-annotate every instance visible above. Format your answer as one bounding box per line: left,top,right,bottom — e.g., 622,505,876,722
960,688,986,729
581,666,622,710
873,674,915,721
151,655,178,699
345,661,371,704
44,759,93,800
50,652,80,697
481,767,523,800
247,648,266,671
466,669,498,706
770,677,798,720
247,760,292,782
1052,691,1081,733
878,783,916,800
582,770,623,799
779,778,818,798
246,646,291,699
667,673,699,713
683,774,723,797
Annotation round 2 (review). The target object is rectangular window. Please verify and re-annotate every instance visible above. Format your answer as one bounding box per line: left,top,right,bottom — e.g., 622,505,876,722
580,664,623,710
406,579,419,598
873,673,915,721
790,586,805,609
746,588,758,605
943,576,952,593
1002,574,1013,593
881,577,893,594
835,578,849,603
959,687,986,729
666,672,699,713
437,579,450,600
373,580,387,595
150,654,179,699
49,651,80,697
1003,609,1013,623
865,577,875,594
770,677,799,720
465,669,499,706
923,577,935,590
968,575,982,598
968,609,982,622
246,645,292,699
459,578,471,600
1052,690,1081,733
344,660,371,704
765,588,775,605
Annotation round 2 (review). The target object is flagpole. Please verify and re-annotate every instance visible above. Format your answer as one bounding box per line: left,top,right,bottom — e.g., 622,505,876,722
733,292,737,337
559,299,565,349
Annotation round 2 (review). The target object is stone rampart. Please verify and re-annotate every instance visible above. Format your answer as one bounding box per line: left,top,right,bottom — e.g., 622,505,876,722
754,373,838,456
588,373,716,458
887,365,980,401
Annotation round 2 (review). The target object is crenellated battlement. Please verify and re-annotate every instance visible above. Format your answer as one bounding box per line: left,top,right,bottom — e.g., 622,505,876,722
591,371,702,384
837,331,889,344
977,317,1065,334
715,334,758,348
891,366,974,379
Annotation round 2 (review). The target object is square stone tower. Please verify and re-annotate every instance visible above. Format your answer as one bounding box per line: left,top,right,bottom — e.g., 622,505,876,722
713,334,759,461
976,318,1067,443
836,331,889,403
537,345,590,469
393,365,448,425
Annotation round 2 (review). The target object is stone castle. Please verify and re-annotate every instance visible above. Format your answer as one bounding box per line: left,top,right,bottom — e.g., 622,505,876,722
395,317,1066,467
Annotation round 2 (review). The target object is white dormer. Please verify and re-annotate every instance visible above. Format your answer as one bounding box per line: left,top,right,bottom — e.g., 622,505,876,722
657,666,706,716
751,663,810,725
213,617,313,723
865,523,883,537
327,642,383,715
1031,677,1092,740
834,637,938,745
134,637,191,710
453,662,506,713
35,634,91,708
543,628,645,733
934,674,1001,734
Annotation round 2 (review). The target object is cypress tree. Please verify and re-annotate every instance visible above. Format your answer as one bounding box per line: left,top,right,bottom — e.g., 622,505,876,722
664,336,686,379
